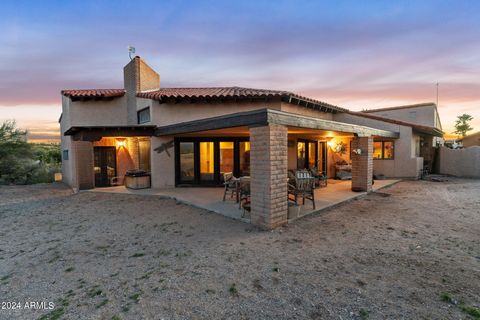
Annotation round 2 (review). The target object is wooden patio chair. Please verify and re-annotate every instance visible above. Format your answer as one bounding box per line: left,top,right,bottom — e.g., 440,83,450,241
222,172,238,201
288,170,316,209
238,177,251,216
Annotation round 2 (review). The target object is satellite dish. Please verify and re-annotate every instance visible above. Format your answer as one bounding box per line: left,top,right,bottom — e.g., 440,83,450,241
128,46,136,60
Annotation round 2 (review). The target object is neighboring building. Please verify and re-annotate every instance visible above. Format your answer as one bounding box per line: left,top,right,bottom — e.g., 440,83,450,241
461,131,480,148
60,57,443,229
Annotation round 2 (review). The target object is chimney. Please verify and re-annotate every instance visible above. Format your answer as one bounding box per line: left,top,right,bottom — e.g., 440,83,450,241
123,56,160,93
123,56,160,124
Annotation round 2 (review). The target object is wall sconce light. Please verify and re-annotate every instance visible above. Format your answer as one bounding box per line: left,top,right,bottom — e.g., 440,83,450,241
116,139,126,148
327,140,335,147
352,148,362,155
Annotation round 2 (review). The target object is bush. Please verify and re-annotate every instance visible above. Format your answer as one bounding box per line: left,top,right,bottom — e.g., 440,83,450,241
0,120,61,185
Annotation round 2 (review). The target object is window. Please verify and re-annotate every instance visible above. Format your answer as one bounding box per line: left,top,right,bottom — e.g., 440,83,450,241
308,142,317,169
138,139,151,172
179,142,195,183
175,138,249,186
297,140,318,169
239,141,250,176
62,150,69,160
219,142,234,175
409,111,417,119
373,141,394,159
137,107,151,124
199,142,214,181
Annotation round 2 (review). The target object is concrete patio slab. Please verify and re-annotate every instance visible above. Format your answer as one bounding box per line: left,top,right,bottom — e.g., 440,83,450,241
87,179,400,224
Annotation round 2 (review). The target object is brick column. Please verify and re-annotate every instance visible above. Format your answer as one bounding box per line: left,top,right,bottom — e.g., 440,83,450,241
351,136,373,192
249,124,288,229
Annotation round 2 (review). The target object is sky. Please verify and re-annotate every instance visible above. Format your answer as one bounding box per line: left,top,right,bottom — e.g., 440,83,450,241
1,0,479,142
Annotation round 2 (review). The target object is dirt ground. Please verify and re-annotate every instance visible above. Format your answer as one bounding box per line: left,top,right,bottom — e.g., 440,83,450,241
0,179,479,320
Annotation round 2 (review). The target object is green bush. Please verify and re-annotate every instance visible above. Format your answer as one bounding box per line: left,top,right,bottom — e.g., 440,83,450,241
0,120,61,185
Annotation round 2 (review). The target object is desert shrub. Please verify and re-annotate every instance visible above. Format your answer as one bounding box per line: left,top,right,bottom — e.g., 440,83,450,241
0,120,61,185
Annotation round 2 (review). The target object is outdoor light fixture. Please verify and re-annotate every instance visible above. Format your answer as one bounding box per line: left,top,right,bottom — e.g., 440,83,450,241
352,148,362,155
116,139,126,148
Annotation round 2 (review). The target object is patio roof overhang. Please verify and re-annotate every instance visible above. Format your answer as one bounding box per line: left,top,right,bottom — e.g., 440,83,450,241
64,125,156,141
154,109,399,138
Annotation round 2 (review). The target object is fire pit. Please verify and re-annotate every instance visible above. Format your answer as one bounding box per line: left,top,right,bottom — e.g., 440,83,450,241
124,170,151,189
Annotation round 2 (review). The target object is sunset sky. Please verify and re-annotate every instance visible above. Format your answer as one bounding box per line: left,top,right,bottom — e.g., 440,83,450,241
1,0,479,142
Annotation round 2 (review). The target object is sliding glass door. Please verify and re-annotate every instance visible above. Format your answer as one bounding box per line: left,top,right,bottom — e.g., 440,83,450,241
179,142,195,183
199,142,215,182
175,138,250,186
297,139,318,170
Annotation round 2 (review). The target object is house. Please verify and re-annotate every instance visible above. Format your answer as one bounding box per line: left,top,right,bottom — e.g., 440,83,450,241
460,131,480,148
60,57,443,229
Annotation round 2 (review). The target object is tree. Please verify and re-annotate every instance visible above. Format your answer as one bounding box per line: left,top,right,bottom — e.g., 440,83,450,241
0,120,35,184
453,114,474,137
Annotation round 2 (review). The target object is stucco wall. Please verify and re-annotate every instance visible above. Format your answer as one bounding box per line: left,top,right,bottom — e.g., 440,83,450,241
334,113,422,178
151,100,281,127
280,102,333,120
462,132,480,147
150,136,176,188
66,97,128,127
439,146,480,178
366,104,439,128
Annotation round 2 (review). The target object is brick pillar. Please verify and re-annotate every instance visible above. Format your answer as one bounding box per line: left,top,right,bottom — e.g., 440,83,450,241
249,124,288,229
351,136,373,192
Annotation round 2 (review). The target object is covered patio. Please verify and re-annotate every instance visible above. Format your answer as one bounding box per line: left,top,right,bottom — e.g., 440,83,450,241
155,108,399,228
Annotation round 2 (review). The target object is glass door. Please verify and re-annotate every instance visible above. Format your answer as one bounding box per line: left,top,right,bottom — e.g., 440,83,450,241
219,141,234,180
175,138,250,186
179,142,195,183
199,142,215,182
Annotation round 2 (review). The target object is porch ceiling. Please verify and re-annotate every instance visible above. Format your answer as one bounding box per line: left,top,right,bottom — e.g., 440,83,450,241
155,109,399,138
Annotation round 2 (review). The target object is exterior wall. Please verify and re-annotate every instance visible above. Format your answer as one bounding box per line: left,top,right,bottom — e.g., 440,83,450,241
366,104,439,128
249,124,288,229
334,113,422,178
280,102,334,121
462,132,480,147
150,136,176,188
439,146,480,178
67,97,128,127
150,100,281,127
60,135,74,188
75,141,94,190
351,137,373,192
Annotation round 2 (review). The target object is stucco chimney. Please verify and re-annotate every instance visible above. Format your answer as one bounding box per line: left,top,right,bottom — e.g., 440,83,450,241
123,56,160,124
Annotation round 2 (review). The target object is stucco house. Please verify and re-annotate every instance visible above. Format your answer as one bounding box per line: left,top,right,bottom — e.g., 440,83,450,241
60,57,443,229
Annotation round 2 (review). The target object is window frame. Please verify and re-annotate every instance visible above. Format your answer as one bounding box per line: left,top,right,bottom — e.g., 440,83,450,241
137,107,151,124
296,139,318,170
373,140,395,160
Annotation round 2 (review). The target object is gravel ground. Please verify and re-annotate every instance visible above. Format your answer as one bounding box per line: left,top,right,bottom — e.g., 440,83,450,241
0,179,479,320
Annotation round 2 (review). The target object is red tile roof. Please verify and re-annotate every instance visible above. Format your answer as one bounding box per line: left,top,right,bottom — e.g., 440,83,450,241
136,87,347,113
349,111,443,137
61,89,125,99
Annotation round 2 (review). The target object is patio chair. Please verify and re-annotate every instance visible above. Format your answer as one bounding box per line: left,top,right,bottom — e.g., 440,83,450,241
238,177,251,216
309,167,328,188
288,170,316,209
222,172,238,201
